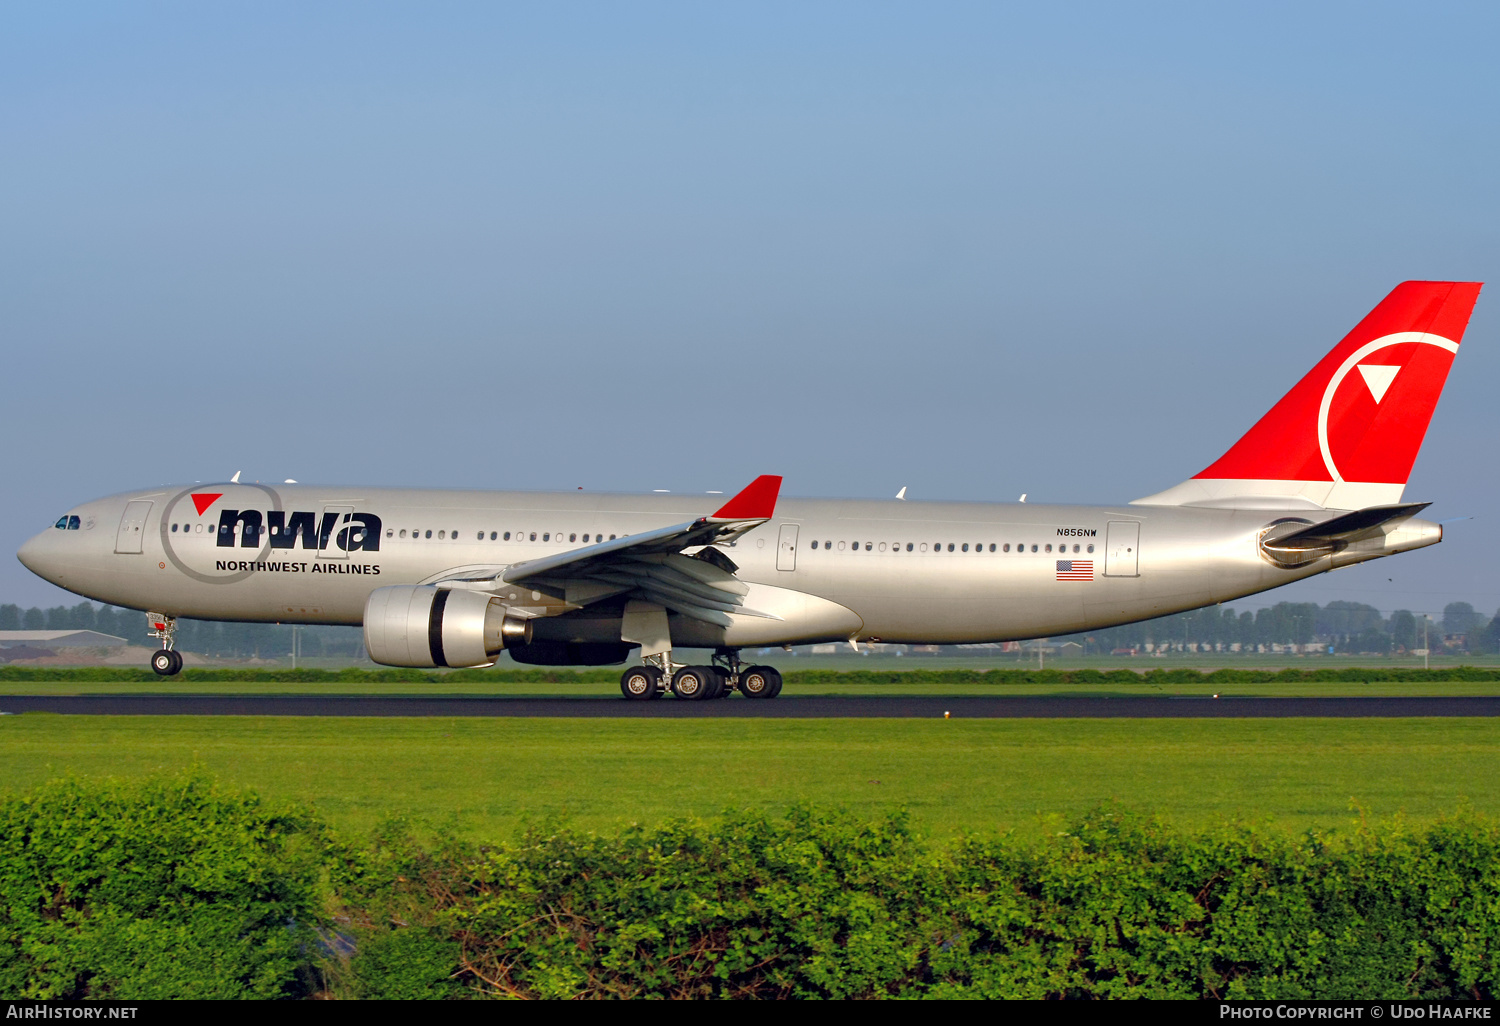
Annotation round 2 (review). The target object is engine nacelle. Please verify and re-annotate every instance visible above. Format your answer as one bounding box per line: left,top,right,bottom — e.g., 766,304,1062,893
363,585,530,668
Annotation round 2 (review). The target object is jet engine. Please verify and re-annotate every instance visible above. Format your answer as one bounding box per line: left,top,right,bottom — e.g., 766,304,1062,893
363,585,530,668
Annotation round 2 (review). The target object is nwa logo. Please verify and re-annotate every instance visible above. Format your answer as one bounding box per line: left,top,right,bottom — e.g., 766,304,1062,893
215,508,383,552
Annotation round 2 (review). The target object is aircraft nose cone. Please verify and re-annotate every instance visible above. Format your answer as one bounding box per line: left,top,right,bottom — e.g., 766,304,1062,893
17,531,59,583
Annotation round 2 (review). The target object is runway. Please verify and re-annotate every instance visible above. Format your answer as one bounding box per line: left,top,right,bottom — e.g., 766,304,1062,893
3,695,1500,718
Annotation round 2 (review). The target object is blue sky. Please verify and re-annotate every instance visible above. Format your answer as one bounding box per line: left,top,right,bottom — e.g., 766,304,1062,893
4,2,1498,617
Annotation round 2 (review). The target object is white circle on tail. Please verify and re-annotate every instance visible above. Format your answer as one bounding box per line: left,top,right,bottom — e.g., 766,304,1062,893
1316,332,1458,483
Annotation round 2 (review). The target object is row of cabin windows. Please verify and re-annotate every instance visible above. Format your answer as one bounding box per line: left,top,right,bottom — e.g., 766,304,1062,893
381,529,621,542
161,519,1091,557
809,540,1096,554
160,520,1089,556
163,523,624,544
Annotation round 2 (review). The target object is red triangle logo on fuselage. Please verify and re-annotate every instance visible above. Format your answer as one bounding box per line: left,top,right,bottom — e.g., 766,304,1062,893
191,493,223,516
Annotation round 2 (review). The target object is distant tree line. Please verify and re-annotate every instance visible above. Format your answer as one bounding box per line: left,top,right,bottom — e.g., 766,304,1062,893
0,602,364,660
3,597,1499,662
1056,599,1500,655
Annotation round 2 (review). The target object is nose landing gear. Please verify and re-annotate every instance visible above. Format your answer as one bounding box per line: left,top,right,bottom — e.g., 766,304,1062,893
146,613,183,676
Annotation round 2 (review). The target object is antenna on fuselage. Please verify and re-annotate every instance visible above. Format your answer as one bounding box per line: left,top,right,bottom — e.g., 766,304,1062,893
895,486,907,500
231,471,242,483
1019,493,1027,503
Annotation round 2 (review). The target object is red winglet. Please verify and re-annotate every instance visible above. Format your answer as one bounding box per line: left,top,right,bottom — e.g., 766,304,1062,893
710,475,783,521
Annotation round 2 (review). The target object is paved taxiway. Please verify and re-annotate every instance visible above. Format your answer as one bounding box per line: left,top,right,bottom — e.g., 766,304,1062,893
2,695,1499,717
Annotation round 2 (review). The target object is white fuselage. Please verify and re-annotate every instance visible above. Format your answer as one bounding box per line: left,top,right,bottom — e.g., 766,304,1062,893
17,482,1442,651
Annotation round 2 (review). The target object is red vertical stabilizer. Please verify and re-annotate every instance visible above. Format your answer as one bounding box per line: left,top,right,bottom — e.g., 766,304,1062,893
1136,281,1481,509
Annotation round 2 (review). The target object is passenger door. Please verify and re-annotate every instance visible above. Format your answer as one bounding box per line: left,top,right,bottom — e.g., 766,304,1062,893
317,505,355,559
1104,521,1140,577
777,524,799,571
114,500,153,554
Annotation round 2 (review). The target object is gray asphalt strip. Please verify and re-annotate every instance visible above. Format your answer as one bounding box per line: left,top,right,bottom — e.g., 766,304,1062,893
2,695,1499,717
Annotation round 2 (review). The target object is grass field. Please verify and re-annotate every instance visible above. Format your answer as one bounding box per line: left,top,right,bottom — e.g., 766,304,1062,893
2,714,1495,842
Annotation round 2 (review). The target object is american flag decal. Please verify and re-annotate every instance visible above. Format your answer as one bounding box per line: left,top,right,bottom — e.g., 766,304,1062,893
1056,559,1093,581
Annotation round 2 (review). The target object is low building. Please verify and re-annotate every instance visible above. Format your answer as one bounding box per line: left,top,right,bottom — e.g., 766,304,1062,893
0,630,128,651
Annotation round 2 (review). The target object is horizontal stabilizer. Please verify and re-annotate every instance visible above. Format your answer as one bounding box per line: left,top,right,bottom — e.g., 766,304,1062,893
1272,502,1431,549
1260,502,1430,566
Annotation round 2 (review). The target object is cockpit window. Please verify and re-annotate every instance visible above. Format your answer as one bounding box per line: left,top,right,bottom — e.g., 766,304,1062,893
55,517,68,530
55,516,80,530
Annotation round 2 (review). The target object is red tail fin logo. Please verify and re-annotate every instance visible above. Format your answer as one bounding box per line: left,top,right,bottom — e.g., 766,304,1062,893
1314,331,1459,485
1137,281,1481,509
1196,280,1481,487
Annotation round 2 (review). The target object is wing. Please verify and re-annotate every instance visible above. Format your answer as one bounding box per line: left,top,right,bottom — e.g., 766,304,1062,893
435,475,784,628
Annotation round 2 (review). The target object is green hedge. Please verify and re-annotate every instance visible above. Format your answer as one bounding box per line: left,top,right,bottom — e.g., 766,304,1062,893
4,776,1498,999
329,809,1500,999
4,664,1500,685
0,775,327,999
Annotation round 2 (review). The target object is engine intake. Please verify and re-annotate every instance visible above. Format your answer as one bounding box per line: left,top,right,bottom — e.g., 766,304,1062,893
363,585,530,668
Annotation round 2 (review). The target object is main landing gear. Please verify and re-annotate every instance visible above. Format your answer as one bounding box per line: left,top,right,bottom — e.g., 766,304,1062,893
618,648,783,701
147,613,183,677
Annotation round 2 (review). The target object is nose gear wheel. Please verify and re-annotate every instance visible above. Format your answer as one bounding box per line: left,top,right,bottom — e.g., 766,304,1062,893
151,649,183,676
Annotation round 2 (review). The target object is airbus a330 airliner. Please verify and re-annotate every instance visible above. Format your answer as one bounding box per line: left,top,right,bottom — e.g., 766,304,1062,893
18,281,1481,699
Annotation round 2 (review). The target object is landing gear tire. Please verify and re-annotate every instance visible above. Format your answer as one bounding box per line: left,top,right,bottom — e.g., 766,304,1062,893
670,665,713,700
702,667,728,700
620,665,663,700
739,665,782,699
151,650,182,676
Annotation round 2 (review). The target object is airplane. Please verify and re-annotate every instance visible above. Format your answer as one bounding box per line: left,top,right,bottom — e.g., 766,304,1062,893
17,280,1481,699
